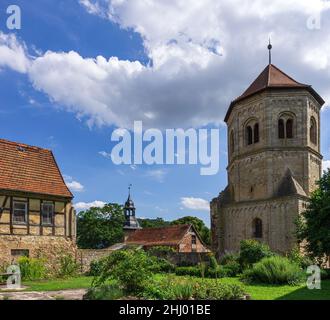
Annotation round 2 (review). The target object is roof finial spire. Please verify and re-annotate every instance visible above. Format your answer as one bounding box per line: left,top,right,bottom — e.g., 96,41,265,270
128,184,132,199
268,38,273,65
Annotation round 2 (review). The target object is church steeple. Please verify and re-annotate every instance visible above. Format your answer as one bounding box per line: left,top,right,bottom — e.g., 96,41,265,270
123,185,141,232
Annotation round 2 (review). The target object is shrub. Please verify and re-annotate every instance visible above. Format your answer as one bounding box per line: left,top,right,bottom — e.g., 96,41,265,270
241,256,304,285
94,249,156,294
56,255,79,278
287,246,314,270
239,240,274,268
18,257,46,281
192,279,245,300
199,262,208,278
222,261,241,277
88,258,106,277
321,269,330,280
84,284,124,300
175,266,201,277
209,255,219,270
220,253,240,265
151,257,175,274
148,246,176,256
142,276,245,300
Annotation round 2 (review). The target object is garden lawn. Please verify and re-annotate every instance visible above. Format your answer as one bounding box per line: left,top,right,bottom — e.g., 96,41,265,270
23,277,94,292
211,277,330,300
21,275,330,300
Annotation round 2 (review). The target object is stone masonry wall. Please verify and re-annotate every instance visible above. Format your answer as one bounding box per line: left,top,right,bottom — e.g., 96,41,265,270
0,235,77,272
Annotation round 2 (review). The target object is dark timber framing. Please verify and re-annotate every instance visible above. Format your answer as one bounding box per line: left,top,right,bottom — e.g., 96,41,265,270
1,189,71,238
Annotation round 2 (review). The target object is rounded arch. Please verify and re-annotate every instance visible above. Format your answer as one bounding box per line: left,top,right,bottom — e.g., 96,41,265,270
310,116,317,145
244,118,260,146
246,126,253,145
278,112,296,140
252,218,263,239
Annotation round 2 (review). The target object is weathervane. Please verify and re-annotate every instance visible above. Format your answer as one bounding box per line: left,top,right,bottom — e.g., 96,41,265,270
128,184,132,197
268,38,273,65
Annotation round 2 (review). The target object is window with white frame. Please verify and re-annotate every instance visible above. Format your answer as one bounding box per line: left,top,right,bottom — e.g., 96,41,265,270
12,201,27,224
41,202,54,225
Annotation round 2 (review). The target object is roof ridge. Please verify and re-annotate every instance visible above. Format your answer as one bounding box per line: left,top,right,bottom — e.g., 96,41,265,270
0,138,50,152
269,64,306,86
136,224,191,231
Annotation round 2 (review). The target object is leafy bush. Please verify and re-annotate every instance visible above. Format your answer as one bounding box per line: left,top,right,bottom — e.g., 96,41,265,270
287,246,314,270
241,256,304,285
142,276,245,300
148,246,176,256
199,262,207,278
239,240,274,268
88,258,106,277
94,249,156,294
56,255,79,278
209,255,219,270
192,279,245,300
222,261,241,277
18,257,46,281
175,266,201,277
84,284,124,300
321,269,330,280
151,257,175,274
220,253,240,266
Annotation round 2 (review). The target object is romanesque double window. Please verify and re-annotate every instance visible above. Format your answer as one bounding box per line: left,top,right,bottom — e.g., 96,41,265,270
278,114,294,139
253,218,263,239
310,116,317,145
245,121,260,146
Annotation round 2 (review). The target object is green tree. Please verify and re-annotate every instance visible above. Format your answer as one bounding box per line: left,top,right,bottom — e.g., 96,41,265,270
138,217,170,229
171,216,211,245
296,169,330,262
77,203,125,249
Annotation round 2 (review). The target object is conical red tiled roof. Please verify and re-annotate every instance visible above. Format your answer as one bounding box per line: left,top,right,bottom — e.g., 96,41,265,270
224,64,324,122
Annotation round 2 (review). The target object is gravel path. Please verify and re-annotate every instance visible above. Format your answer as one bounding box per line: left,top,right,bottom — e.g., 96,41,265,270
0,289,87,300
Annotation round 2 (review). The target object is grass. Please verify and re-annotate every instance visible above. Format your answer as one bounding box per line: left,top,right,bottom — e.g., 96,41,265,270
11,275,330,300
23,276,93,292
209,277,330,300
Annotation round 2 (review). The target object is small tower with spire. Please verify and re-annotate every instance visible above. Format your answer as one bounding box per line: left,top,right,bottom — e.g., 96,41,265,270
123,184,141,242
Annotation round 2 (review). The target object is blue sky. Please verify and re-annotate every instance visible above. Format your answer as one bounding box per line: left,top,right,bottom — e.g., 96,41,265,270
1,0,330,226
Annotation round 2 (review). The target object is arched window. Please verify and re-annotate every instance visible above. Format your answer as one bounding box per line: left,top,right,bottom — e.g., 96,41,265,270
310,117,317,145
230,130,235,154
286,119,293,139
254,124,259,143
246,126,253,145
253,218,263,239
278,119,285,139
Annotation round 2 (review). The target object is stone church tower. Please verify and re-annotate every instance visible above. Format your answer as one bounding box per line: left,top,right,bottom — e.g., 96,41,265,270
211,49,325,255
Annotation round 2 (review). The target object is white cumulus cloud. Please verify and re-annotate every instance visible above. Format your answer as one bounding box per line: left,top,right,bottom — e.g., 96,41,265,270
64,175,85,192
323,160,330,172
74,200,106,211
181,197,210,211
1,1,330,129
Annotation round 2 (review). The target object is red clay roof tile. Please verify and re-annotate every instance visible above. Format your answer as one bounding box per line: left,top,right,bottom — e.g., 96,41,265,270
126,224,192,246
0,139,73,198
224,64,324,122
